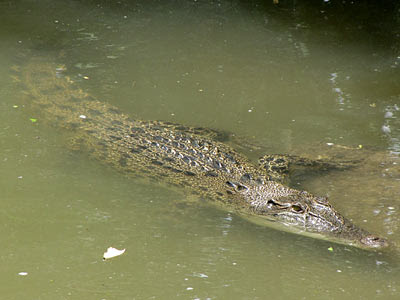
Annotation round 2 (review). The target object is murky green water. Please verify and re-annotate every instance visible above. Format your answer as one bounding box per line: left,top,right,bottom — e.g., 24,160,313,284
1,0,400,299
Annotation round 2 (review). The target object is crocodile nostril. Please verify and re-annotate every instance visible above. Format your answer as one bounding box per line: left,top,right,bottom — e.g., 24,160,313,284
360,235,388,248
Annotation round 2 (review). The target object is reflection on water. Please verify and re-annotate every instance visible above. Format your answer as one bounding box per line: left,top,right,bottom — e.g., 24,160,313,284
329,71,351,109
1,0,400,299
383,104,400,155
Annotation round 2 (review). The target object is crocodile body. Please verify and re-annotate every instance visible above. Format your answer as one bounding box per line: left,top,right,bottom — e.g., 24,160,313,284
18,58,388,249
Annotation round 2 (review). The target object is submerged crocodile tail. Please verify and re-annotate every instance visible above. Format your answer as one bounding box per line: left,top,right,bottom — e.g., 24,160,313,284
21,59,119,130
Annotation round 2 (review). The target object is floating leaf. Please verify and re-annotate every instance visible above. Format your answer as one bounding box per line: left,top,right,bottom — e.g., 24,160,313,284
29,118,37,123
328,247,334,252
103,247,126,260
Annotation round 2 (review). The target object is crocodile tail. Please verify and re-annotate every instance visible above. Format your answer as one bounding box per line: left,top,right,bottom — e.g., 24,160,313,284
20,58,97,130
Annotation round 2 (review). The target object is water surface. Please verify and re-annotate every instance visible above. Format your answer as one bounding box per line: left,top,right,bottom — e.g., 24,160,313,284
1,0,400,299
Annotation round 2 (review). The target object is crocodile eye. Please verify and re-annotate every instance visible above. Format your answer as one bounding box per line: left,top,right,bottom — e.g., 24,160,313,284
291,205,304,213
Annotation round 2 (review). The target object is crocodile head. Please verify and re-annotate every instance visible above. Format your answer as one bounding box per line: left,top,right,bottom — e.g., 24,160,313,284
243,182,388,249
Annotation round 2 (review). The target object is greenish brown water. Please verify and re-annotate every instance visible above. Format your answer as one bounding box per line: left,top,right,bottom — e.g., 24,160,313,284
1,1,400,299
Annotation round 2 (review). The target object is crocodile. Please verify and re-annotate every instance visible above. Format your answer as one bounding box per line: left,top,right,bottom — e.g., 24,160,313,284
17,57,388,249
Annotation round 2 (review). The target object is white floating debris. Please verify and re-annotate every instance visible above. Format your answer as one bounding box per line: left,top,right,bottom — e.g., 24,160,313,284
326,143,334,146
18,272,28,276
382,125,391,133
193,273,208,278
384,111,394,118
79,115,87,119
103,247,126,260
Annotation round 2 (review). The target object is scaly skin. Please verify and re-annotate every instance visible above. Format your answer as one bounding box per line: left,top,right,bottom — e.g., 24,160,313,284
18,57,388,249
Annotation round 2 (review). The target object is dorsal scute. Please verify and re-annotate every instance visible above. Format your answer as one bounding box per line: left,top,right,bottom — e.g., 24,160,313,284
258,154,290,182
